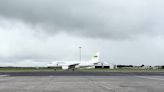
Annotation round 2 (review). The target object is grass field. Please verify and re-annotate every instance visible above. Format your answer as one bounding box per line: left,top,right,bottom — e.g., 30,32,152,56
82,68,164,72
0,67,164,72
0,67,62,72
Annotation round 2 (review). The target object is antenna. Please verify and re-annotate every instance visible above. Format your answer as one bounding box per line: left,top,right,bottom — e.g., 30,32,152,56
79,46,82,62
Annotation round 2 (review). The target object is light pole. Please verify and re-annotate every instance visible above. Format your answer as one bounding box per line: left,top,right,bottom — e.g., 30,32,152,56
79,46,82,62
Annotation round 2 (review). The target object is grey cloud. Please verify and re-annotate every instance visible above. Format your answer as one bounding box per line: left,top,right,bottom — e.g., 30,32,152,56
0,0,164,39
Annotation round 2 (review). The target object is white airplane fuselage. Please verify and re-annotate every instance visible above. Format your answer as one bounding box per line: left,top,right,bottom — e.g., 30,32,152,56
47,53,100,70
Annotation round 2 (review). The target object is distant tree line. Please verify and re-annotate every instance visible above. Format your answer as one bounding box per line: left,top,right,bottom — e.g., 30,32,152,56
159,66,164,69
116,65,133,68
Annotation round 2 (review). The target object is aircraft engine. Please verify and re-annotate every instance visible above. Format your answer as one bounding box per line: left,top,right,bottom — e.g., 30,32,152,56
75,65,80,68
62,66,69,70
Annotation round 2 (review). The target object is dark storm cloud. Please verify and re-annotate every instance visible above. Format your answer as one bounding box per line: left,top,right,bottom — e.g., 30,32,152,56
0,0,164,39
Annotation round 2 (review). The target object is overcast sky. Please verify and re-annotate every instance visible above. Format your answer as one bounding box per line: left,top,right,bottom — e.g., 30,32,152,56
0,0,164,66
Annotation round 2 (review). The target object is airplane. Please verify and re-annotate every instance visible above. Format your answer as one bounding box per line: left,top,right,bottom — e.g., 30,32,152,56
47,52,100,70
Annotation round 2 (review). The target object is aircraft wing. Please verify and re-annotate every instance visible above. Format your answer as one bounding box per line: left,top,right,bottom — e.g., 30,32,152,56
69,63,80,68
62,63,80,70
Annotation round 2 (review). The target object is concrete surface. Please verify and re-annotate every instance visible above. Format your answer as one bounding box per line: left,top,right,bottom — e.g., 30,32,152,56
0,75,164,92
1,71,164,76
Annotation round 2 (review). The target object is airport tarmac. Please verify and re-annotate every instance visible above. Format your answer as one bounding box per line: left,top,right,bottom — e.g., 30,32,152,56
1,71,164,76
0,75,164,92
0,72,164,92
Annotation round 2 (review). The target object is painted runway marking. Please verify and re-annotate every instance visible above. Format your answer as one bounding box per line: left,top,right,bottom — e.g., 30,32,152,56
137,76,164,81
48,81,111,83
98,83,112,90
0,75,9,77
